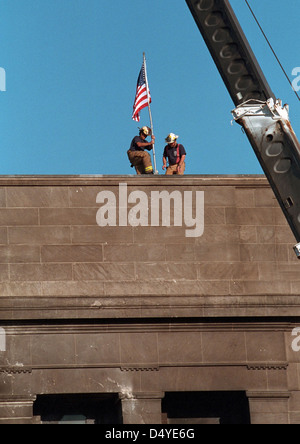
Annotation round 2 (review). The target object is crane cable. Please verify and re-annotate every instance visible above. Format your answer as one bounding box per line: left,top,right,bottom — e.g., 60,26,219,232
245,0,300,102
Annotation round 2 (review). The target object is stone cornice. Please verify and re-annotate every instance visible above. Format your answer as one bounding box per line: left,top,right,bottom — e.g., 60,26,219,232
0,320,295,334
0,361,288,374
1,295,300,320
0,174,269,187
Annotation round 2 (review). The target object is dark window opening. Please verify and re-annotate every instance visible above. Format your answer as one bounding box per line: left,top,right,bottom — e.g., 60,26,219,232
162,391,251,425
33,393,122,424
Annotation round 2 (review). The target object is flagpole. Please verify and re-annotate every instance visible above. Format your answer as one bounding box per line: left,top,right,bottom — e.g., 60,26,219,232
143,52,158,175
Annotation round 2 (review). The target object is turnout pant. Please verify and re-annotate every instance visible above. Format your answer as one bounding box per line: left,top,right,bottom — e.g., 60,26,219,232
127,150,153,175
165,162,185,175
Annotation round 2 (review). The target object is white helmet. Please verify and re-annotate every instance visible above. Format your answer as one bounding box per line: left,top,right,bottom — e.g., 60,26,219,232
165,133,179,144
139,126,151,136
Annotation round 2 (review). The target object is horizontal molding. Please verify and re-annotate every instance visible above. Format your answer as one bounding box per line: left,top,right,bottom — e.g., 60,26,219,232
0,320,294,334
0,175,269,187
1,295,300,320
0,362,288,374
246,390,291,399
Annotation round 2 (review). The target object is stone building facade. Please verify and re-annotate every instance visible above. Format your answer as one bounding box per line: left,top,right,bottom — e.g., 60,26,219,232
0,175,300,424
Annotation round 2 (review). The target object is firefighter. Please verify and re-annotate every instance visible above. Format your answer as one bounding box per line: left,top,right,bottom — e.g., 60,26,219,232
162,133,186,175
128,126,155,175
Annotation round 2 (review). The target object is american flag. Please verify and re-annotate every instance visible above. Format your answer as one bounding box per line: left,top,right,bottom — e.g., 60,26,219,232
132,61,151,122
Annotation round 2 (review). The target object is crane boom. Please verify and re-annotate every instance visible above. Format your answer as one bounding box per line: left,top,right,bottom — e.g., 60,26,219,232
186,0,300,257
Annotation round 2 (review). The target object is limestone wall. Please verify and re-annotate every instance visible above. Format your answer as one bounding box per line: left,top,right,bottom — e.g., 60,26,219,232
1,175,300,424
0,175,298,320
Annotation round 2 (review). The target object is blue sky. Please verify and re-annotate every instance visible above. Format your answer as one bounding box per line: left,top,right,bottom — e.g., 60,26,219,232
1,0,300,175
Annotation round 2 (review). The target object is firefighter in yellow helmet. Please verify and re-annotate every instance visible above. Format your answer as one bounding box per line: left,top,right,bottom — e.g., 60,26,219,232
162,133,186,175
127,126,155,175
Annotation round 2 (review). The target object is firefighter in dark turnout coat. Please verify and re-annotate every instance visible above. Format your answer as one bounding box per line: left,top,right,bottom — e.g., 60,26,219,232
162,133,186,175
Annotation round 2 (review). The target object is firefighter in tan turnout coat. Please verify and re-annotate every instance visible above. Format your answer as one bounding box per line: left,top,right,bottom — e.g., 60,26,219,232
128,126,155,175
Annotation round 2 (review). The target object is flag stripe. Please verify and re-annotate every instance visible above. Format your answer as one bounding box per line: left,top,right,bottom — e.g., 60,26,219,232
132,61,151,122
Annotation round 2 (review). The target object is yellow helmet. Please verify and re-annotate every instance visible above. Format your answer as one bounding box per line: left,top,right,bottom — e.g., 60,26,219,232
139,126,151,136
165,133,179,144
